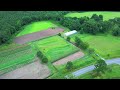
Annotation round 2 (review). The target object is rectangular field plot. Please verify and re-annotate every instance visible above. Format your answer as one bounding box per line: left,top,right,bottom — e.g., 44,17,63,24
0,45,36,75
32,36,79,62
17,21,57,37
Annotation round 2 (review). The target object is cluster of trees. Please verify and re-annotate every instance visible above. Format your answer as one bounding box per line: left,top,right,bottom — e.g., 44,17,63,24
75,36,89,50
94,59,107,73
66,36,71,42
66,61,73,71
37,51,48,63
110,20,120,36
91,59,112,78
59,14,109,35
59,14,120,36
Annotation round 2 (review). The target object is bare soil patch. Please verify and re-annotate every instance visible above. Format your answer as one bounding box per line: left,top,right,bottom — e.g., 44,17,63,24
14,28,64,44
0,58,50,79
53,51,84,66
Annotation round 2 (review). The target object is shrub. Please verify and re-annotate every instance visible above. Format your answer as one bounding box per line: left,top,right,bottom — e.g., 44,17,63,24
58,33,61,36
79,42,89,50
66,61,73,71
37,51,48,63
66,36,71,42
88,48,95,54
75,36,82,47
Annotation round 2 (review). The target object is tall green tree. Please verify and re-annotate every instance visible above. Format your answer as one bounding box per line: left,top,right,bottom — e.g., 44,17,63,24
66,61,73,71
91,14,100,21
66,36,71,42
80,42,89,50
75,36,82,47
94,59,107,74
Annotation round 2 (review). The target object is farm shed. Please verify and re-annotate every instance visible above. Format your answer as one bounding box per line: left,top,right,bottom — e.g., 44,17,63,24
63,30,77,37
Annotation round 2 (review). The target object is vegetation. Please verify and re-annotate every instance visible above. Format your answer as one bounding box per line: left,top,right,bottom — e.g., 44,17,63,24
63,12,120,36
66,36,71,42
37,51,48,63
80,42,89,50
79,64,120,79
49,55,96,79
75,36,82,47
88,48,95,55
17,21,57,37
70,34,120,59
75,36,89,50
112,27,120,36
0,11,69,45
0,11,120,79
0,11,120,45
65,12,120,21
93,59,108,77
66,61,73,71
31,36,79,62
0,45,36,74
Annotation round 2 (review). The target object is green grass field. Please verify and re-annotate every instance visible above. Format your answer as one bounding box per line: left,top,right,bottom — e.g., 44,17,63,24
70,34,120,59
31,36,79,62
0,45,36,75
79,64,120,79
17,21,57,37
65,11,120,21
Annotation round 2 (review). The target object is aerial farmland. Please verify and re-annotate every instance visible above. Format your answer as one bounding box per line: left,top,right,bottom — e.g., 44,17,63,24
0,11,120,79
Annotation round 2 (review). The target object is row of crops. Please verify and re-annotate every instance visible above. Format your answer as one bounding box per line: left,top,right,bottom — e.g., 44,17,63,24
32,36,80,63
0,44,36,75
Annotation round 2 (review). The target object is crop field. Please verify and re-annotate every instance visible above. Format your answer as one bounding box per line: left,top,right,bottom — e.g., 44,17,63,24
0,45,36,75
65,11,120,21
31,36,79,62
70,34,120,59
17,21,57,37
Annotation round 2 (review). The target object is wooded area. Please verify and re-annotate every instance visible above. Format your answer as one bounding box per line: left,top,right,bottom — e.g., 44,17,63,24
0,11,120,45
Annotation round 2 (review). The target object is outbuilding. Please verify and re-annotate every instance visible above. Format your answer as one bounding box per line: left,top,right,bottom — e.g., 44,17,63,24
63,30,77,37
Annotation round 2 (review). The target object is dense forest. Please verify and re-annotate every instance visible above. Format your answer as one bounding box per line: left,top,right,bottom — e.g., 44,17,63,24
0,11,120,45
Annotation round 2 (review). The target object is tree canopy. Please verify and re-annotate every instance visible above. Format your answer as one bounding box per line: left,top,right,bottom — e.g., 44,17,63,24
0,11,119,45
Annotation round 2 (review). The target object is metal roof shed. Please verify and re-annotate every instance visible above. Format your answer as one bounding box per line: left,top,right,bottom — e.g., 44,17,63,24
64,30,77,36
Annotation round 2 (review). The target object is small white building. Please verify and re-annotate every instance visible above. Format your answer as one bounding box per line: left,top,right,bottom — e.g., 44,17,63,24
63,30,77,37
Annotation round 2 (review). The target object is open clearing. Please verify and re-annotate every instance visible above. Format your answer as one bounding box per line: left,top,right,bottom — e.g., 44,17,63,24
53,51,84,66
14,28,64,44
70,34,120,59
32,36,79,62
65,11,120,21
17,21,57,37
0,44,36,75
0,58,50,79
